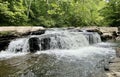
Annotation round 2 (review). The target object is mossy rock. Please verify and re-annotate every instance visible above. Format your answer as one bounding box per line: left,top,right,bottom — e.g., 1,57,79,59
0,31,21,51
0,31,20,37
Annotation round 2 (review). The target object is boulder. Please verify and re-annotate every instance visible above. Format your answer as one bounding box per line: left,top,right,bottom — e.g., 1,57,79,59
101,35,112,41
116,36,120,41
111,31,118,40
29,37,40,53
28,37,51,52
117,32,120,35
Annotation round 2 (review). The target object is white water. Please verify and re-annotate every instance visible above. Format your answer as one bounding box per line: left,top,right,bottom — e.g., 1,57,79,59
7,38,29,52
36,31,89,49
0,51,27,60
82,32,101,44
34,46,115,77
0,28,117,77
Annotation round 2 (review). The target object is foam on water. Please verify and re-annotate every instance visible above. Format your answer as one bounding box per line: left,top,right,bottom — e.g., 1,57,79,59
36,46,115,60
0,51,27,60
34,46,116,77
7,38,29,52
82,32,101,44
0,28,117,77
96,42,117,48
36,32,89,49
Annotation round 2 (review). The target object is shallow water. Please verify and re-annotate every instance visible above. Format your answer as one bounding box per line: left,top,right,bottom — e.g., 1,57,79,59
0,29,118,77
0,44,117,77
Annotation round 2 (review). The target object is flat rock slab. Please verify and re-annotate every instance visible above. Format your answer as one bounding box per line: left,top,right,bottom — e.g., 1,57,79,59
0,26,44,33
106,57,120,77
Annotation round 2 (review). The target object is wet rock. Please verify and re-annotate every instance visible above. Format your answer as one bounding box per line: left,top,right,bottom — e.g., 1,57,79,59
0,29,45,51
0,31,20,51
0,40,10,51
86,29,103,35
117,32,120,35
106,57,120,77
28,37,51,52
23,29,45,36
40,38,51,51
29,37,40,53
116,48,120,57
101,35,112,41
116,36,120,41
112,31,118,40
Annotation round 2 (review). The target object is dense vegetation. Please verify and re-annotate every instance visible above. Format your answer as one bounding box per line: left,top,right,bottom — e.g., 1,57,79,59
0,0,119,27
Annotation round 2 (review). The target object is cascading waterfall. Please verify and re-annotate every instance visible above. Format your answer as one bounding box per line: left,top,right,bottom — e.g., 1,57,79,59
0,28,116,77
31,32,89,50
82,32,101,44
6,30,89,52
7,38,29,52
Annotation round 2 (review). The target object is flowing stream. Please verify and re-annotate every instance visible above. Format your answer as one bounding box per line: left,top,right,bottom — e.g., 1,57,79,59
0,28,116,77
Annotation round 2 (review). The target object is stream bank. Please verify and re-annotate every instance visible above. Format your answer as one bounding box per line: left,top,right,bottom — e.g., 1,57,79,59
0,27,45,51
106,41,120,77
0,27,119,77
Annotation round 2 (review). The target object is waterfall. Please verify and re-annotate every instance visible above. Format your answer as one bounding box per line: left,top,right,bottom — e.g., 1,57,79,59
32,31,89,50
7,38,29,52
34,46,115,77
6,30,101,52
0,28,116,77
82,32,101,44
6,30,90,52
45,28,101,44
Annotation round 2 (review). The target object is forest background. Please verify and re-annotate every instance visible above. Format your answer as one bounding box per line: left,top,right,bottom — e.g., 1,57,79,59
0,0,119,27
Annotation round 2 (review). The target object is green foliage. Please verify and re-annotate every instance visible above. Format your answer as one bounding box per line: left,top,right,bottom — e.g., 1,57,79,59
0,0,28,26
28,0,105,27
100,0,120,27
1,0,119,27
0,31,18,37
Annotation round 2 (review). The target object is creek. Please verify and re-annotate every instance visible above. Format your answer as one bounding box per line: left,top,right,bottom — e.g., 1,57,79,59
0,28,117,77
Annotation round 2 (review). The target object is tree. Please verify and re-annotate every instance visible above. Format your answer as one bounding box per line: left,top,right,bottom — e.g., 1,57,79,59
0,0,28,26
28,0,104,27
100,0,120,26
0,0,106,27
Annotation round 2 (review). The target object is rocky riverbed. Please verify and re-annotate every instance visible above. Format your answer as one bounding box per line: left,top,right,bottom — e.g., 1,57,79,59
106,57,120,77
0,26,119,51
106,46,120,77
0,27,119,77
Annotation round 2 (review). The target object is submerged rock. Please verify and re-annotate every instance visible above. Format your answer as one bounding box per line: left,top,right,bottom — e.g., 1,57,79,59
41,38,51,51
